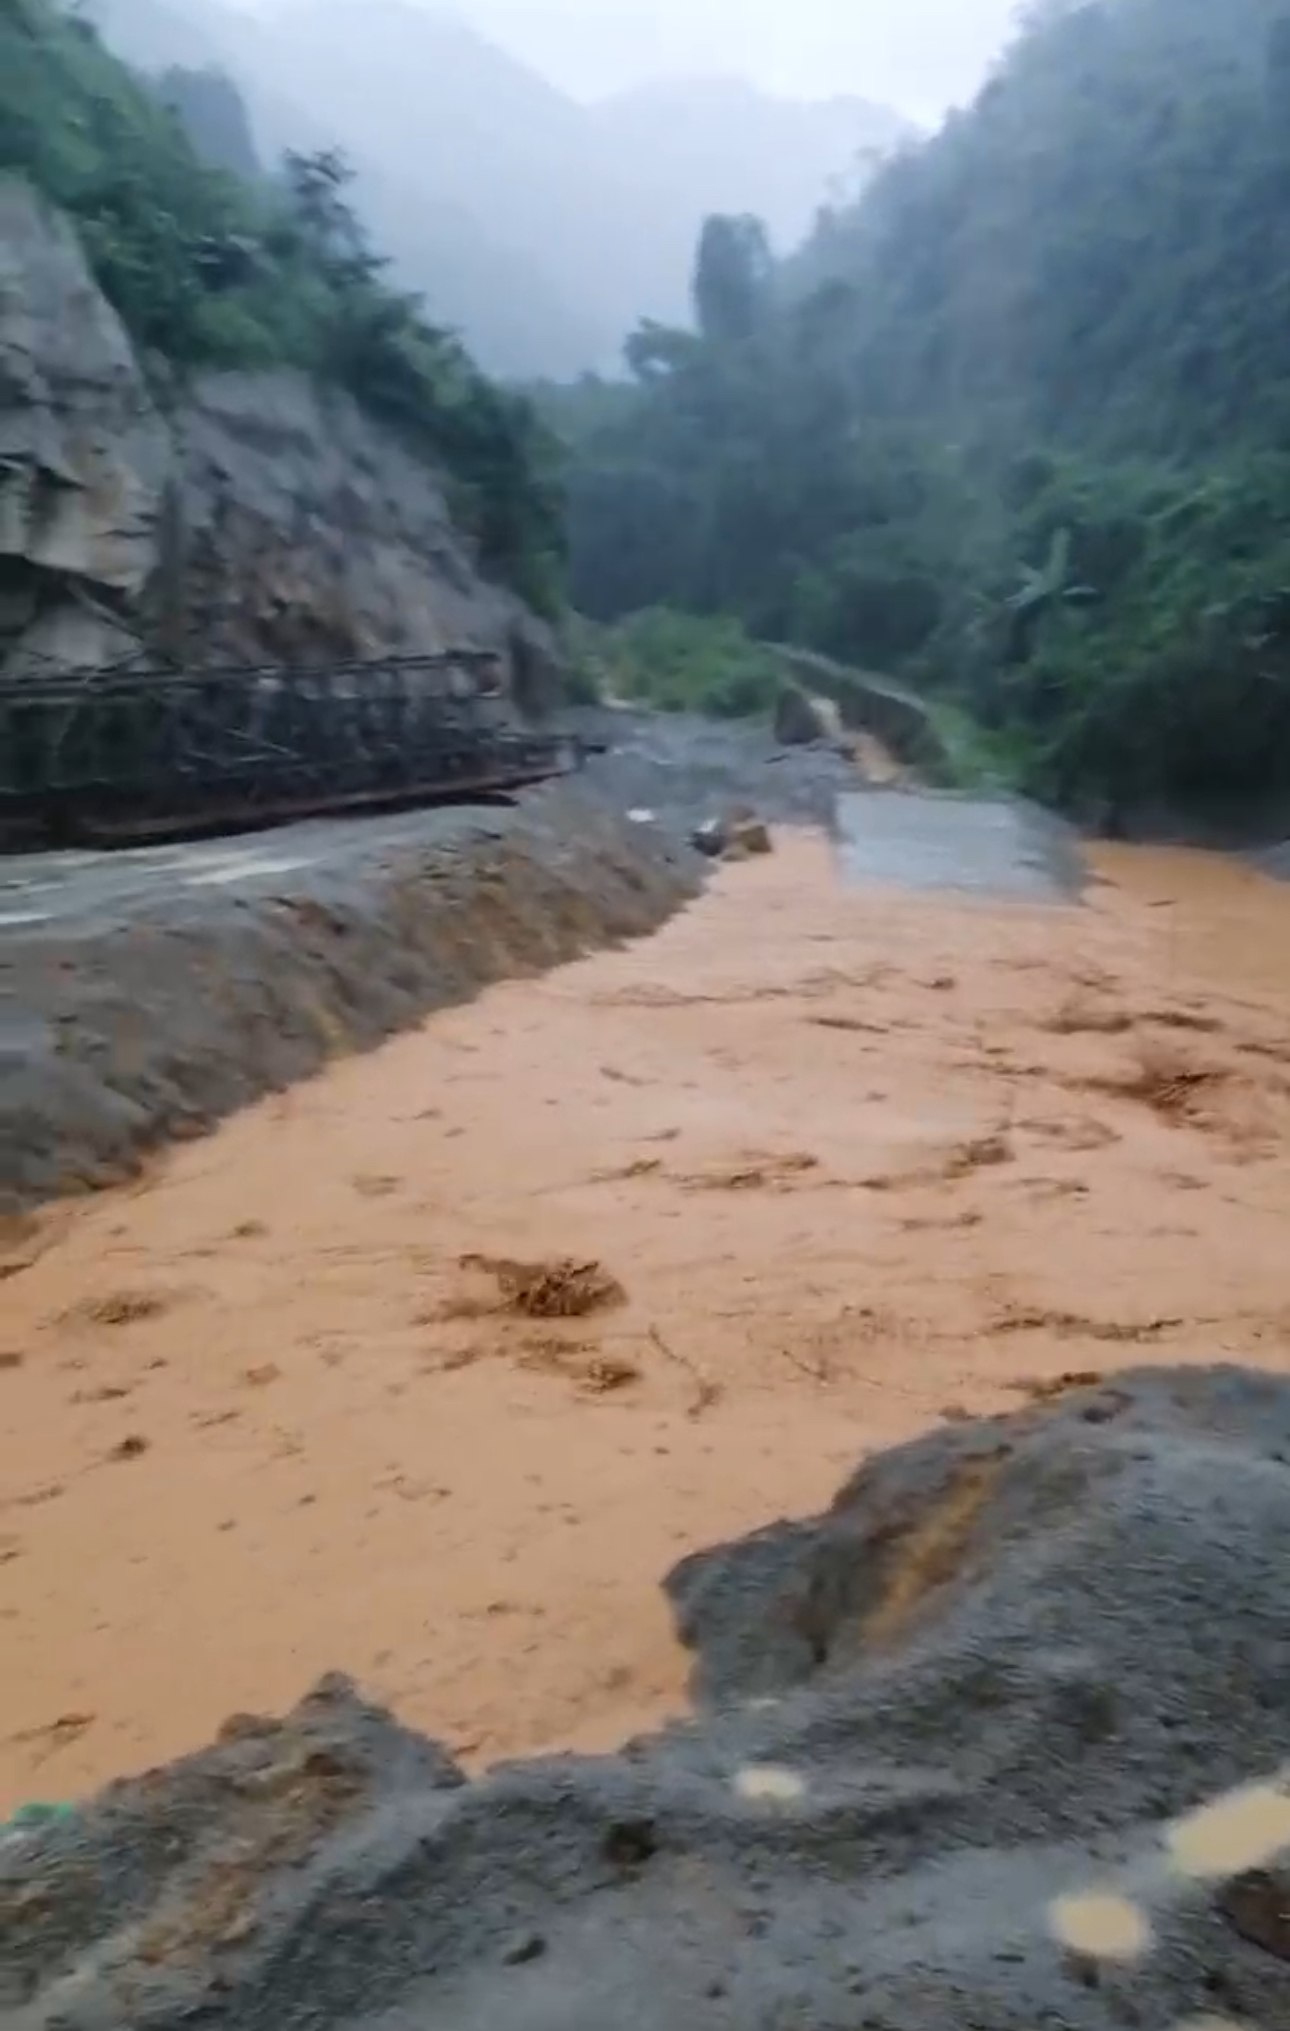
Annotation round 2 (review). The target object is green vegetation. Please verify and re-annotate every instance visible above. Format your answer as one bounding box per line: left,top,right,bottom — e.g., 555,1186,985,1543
576,610,784,719
550,0,1290,823
0,0,563,609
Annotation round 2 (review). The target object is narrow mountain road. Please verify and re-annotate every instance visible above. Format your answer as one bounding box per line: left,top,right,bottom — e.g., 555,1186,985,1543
4,812,1290,1812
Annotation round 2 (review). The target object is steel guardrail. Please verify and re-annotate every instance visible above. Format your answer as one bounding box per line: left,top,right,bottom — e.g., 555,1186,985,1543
0,649,575,850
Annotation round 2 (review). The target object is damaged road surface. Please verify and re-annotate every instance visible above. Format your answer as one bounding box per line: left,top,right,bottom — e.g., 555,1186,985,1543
5,757,1290,2029
833,788,1086,901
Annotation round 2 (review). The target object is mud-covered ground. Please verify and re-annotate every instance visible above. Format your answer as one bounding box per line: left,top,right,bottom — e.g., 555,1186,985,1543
5,716,1290,2029
5,811,1290,1797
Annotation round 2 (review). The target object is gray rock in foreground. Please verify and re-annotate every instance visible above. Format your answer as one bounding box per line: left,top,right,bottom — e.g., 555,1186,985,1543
5,1366,1290,2028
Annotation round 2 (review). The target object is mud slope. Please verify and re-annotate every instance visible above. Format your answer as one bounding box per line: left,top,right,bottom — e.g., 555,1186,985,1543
5,1365,1290,2030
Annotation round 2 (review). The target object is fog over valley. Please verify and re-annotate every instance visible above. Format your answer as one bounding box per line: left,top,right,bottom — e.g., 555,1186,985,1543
80,0,976,373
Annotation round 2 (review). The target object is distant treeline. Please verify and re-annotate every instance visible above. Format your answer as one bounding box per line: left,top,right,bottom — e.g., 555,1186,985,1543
543,0,1290,824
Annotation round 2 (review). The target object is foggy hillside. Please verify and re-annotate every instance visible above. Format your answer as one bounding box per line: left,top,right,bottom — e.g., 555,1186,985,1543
552,0,1290,830
82,0,910,376
3,0,565,610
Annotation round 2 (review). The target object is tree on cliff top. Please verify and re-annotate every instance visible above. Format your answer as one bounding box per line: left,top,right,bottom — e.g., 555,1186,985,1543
0,0,564,611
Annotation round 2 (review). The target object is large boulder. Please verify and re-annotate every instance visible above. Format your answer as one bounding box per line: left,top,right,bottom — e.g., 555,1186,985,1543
6,1366,1290,2029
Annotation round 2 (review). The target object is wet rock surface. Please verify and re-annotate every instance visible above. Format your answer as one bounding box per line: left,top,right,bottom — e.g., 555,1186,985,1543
3,1365,1289,2028
564,704,862,835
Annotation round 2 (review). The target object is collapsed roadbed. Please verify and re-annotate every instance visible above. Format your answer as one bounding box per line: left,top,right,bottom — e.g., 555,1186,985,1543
0,712,860,1216
4,1365,1289,2028
0,787,698,1216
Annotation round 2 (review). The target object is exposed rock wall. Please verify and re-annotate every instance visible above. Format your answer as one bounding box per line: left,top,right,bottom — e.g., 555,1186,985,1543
168,371,552,684
0,178,559,701
0,181,170,667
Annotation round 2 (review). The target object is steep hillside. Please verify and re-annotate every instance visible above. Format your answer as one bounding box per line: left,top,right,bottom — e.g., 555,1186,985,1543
554,0,1290,830
156,62,261,175
791,0,1290,456
81,0,907,376
0,0,564,660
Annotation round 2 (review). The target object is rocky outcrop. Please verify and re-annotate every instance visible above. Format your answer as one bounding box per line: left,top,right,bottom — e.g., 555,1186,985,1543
0,181,170,669
5,1366,1290,2028
169,371,553,684
0,179,560,703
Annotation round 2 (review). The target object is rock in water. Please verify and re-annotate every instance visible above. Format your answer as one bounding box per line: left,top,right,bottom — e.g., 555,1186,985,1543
5,1367,1290,2029
690,811,773,860
723,816,773,858
691,816,727,858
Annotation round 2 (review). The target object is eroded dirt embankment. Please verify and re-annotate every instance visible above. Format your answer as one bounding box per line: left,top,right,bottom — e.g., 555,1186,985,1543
0,712,860,1218
0,788,701,1216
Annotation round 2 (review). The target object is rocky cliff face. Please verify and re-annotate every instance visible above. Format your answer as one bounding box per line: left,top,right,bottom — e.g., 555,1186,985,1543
0,179,560,704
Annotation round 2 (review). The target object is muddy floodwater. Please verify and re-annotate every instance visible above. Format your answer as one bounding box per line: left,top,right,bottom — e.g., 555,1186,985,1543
3,831,1290,1811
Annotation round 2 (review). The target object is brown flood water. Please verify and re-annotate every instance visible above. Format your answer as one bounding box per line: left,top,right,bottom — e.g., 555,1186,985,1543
3,833,1290,1812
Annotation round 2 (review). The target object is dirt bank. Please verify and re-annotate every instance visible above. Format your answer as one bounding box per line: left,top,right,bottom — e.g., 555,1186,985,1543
3,832,1290,1819
0,787,699,1216
1,713,861,1217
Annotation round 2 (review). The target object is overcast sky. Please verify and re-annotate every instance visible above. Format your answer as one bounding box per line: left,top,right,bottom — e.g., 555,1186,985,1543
439,0,1021,116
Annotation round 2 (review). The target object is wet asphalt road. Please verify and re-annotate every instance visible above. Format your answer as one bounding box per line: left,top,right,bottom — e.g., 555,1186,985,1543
833,791,1084,902
0,709,1084,938
0,785,1083,941
0,806,508,936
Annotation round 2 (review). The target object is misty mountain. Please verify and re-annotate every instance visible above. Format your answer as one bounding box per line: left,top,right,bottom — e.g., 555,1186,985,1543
593,77,911,245
554,0,1290,826
80,0,910,377
156,63,261,175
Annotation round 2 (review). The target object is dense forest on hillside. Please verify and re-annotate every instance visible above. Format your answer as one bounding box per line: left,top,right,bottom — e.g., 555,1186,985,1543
0,0,563,609
551,0,1290,824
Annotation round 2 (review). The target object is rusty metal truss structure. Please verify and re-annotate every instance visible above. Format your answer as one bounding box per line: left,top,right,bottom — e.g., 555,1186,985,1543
0,650,576,851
